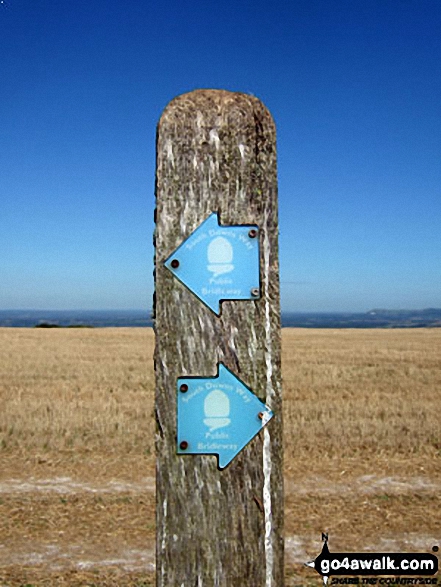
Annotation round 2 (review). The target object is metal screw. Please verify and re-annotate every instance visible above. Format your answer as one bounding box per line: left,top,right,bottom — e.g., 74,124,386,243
179,441,188,450
258,412,264,420
248,228,258,238
180,384,188,393
251,288,260,297
171,259,179,269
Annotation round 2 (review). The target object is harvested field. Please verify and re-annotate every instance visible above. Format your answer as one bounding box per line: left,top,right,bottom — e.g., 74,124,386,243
0,327,440,585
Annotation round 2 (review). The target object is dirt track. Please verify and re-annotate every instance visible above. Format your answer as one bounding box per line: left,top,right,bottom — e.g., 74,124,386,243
0,453,439,586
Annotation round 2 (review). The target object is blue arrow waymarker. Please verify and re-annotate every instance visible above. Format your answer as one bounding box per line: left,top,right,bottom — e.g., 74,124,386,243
164,213,260,315
177,364,273,469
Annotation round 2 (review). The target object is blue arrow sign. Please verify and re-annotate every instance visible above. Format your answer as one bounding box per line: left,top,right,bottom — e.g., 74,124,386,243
164,213,260,315
177,363,273,469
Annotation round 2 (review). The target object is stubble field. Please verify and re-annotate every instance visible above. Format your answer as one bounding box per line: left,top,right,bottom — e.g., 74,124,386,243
0,327,440,586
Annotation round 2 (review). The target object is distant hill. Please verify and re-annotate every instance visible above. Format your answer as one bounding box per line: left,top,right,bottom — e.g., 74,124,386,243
282,308,441,328
0,309,440,328
368,308,441,319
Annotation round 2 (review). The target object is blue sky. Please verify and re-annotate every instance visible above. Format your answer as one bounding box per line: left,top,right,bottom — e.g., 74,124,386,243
1,0,440,312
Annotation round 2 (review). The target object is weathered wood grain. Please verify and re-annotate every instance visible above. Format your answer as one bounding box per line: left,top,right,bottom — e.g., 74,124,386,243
154,89,283,586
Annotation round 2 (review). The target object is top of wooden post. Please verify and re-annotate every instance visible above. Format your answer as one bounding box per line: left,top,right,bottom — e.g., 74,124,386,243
158,88,276,159
159,88,274,123
156,89,277,231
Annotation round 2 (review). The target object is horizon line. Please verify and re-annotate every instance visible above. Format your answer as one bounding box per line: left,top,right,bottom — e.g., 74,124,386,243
1,308,440,314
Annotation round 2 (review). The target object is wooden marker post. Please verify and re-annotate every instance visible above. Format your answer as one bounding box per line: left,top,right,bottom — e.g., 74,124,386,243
154,89,283,586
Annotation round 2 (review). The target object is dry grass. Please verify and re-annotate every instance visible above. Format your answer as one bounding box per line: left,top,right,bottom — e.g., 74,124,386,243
1,327,440,459
0,327,440,586
0,328,155,455
283,328,441,458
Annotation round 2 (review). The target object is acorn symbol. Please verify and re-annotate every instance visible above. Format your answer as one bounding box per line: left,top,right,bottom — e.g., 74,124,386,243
203,389,231,431
207,237,234,277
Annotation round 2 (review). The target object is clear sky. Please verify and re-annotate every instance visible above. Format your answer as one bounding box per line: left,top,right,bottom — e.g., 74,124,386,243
1,0,440,312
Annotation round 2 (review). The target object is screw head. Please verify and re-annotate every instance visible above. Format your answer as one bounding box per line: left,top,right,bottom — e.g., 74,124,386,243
248,228,258,238
258,412,264,420
171,259,179,269
179,441,188,450
180,383,188,393
251,287,260,297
